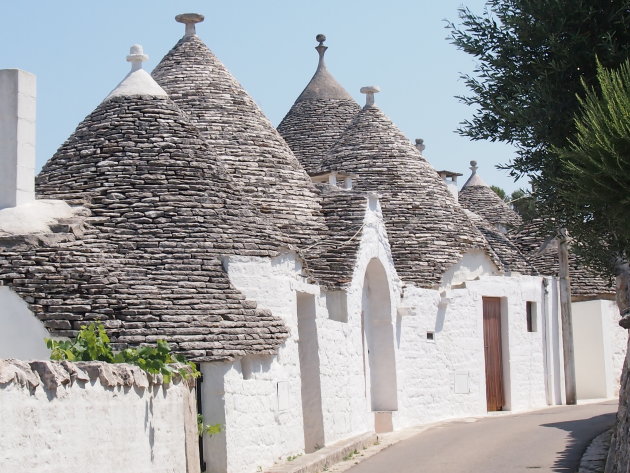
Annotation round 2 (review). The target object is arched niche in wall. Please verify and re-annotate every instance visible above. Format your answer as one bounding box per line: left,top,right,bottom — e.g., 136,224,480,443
0,286,51,359
361,257,398,412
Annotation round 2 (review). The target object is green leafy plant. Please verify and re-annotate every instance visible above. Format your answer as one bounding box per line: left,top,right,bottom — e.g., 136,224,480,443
286,454,302,462
46,322,199,383
197,414,222,437
343,449,359,461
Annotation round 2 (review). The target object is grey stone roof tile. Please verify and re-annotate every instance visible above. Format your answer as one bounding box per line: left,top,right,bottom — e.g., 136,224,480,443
511,220,615,300
306,186,368,288
459,184,522,230
1,94,289,361
319,105,496,287
151,34,327,249
277,37,360,173
464,210,536,275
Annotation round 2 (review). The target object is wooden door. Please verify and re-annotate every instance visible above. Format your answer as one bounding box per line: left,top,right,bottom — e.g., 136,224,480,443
483,297,505,411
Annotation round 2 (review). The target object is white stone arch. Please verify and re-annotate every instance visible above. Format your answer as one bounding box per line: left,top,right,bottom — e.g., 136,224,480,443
361,257,398,412
0,286,51,359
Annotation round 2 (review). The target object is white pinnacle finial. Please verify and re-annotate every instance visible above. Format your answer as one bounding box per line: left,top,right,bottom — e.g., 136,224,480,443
126,44,148,72
176,13,205,37
470,160,478,173
360,85,381,107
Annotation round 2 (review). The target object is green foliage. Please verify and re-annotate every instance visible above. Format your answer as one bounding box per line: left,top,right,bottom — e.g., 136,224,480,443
509,188,538,222
448,0,630,275
343,449,359,461
448,0,630,183
197,414,222,437
490,185,507,201
46,322,199,383
557,60,630,271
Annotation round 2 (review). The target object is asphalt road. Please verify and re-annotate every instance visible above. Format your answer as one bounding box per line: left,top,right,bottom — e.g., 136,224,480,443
347,400,618,473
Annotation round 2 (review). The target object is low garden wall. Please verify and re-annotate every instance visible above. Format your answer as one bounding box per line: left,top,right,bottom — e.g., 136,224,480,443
0,359,199,473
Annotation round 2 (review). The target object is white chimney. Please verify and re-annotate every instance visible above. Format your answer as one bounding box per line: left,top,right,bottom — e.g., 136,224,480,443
0,69,36,210
437,170,462,203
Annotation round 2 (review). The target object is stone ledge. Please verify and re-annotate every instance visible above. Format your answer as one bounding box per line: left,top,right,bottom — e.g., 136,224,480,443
264,432,377,473
0,358,194,393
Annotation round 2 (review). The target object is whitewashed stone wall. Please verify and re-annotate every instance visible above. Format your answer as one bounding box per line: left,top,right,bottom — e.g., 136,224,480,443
0,286,51,359
206,199,398,473
394,270,549,428
0,359,198,473
212,197,563,473
573,299,627,399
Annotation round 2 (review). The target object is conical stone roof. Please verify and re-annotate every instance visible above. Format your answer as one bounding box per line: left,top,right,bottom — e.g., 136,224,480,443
512,220,615,301
463,209,536,275
320,101,494,287
277,35,360,174
459,161,522,230
151,22,326,249
2,49,289,361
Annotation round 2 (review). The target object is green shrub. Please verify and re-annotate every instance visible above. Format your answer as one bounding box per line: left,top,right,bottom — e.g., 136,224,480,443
46,322,199,383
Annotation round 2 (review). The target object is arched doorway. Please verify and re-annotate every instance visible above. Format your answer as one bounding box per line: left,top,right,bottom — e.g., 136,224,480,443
361,258,398,416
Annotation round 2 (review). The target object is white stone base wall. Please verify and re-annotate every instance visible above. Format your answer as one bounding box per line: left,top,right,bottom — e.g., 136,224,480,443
572,299,627,399
0,359,198,473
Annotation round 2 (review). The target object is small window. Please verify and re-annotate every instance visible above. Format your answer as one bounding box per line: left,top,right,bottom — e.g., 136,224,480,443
426,331,435,341
526,301,537,332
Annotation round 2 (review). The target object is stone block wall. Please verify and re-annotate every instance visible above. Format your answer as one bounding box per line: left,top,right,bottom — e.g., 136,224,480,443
0,359,199,473
606,335,630,473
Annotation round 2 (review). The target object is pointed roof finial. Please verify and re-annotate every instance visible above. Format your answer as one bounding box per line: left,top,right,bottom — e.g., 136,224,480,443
360,86,381,107
461,160,488,188
105,45,167,101
415,138,426,154
315,33,328,67
126,44,149,72
176,13,204,37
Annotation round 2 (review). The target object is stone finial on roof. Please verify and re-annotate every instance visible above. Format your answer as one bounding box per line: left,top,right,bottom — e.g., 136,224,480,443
127,44,148,72
360,85,380,107
462,159,489,188
316,34,327,67
105,45,167,101
415,138,426,154
176,13,204,37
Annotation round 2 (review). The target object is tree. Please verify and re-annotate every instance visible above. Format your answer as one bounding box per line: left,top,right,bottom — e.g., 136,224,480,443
490,185,507,200
509,188,537,222
448,0,630,240
557,60,630,275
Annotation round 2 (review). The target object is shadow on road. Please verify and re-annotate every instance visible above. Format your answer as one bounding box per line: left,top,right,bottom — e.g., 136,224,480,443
542,412,615,472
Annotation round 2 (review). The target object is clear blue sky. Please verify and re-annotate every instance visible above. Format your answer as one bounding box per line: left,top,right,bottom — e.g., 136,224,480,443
0,0,525,193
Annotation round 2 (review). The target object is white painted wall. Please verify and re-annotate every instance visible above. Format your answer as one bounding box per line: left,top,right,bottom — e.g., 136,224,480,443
0,360,196,473
572,299,627,399
213,197,560,473
0,286,51,359
394,271,549,428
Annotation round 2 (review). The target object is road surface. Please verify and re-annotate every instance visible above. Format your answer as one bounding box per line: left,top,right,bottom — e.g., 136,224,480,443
348,400,617,473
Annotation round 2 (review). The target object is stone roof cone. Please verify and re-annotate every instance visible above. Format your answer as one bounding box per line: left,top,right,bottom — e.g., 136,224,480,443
319,94,496,287
459,161,522,230
152,15,326,250
278,34,360,174
4,45,290,361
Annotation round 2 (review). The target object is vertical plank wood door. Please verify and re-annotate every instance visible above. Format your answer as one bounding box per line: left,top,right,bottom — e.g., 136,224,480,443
483,297,505,411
